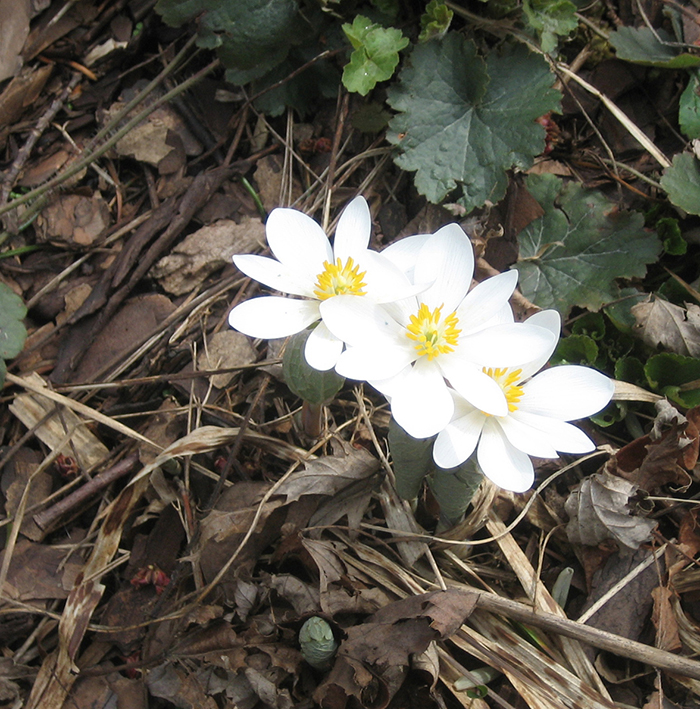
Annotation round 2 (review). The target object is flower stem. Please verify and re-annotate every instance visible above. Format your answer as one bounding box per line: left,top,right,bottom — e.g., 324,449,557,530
301,400,324,439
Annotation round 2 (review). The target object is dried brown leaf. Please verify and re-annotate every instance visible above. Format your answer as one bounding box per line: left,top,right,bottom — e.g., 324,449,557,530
565,470,657,550
632,297,700,357
275,447,381,504
151,218,265,296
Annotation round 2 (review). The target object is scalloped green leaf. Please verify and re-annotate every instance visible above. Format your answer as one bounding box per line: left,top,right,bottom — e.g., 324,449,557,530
610,26,700,69
661,153,700,216
513,174,661,316
522,0,578,54
282,329,345,405
419,0,453,42
386,35,561,209
551,334,598,366
645,353,700,408
0,282,27,361
342,16,408,96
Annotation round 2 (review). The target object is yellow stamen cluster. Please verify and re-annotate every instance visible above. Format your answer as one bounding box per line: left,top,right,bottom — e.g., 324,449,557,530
406,303,461,360
483,367,524,413
313,257,367,300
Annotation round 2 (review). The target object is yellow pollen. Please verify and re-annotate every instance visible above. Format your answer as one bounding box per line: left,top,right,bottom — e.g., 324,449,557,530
313,257,367,300
483,367,524,413
406,303,461,360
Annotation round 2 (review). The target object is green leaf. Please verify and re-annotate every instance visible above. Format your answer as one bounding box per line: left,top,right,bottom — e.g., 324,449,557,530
645,352,700,407
513,174,661,317
604,290,649,333
282,329,345,405
299,617,338,668
352,102,392,132
419,0,453,42
387,35,561,209
252,48,339,118
551,334,598,366
522,0,578,54
388,418,435,500
572,312,605,340
615,355,645,386
657,217,687,256
0,282,27,361
661,153,700,216
429,458,483,525
155,0,304,82
609,27,700,69
680,70,700,139
341,16,408,96
0,359,5,390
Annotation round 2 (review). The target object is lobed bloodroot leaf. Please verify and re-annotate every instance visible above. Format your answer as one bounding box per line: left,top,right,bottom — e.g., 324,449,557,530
388,417,435,500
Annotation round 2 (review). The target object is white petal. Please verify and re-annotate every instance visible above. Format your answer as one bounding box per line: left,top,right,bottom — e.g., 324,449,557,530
517,309,562,379
336,343,415,381
390,358,454,438
320,296,405,347
414,224,474,313
511,410,596,454
440,358,508,416
265,208,332,281
457,271,518,333
304,322,344,371
333,196,371,262
497,415,559,458
233,254,314,297
361,251,429,303
228,297,319,339
519,366,614,420
458,322,556,367
478,419,534,492
381,233,431,280
433,407,486,468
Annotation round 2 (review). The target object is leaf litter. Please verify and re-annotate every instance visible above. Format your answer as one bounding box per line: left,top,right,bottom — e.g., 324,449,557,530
3,2,700,708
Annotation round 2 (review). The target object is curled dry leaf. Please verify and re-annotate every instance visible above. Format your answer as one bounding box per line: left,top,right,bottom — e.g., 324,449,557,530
632,297,700,358
565,470,657,550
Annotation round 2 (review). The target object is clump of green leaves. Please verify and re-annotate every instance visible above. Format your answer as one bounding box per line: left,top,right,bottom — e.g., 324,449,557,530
0,282,27,387
522,0,578,54
341,15,408,96
419,1,453,42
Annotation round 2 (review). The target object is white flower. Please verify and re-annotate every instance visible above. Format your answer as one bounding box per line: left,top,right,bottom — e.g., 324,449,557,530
321,224,557,438
228,196,419,371
432,310,615,492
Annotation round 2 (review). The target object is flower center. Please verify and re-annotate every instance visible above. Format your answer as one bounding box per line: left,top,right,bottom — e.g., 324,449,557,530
483,367,524,413
313,257,367,301
406,303,461,360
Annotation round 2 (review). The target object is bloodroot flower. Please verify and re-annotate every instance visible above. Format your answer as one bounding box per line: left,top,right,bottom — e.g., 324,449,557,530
228,196,419,370
321,225,557,438
432,310,615,492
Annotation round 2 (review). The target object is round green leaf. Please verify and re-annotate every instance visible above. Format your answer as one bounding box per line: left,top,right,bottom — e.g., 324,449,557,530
429,457,483,526
282,329,344,405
